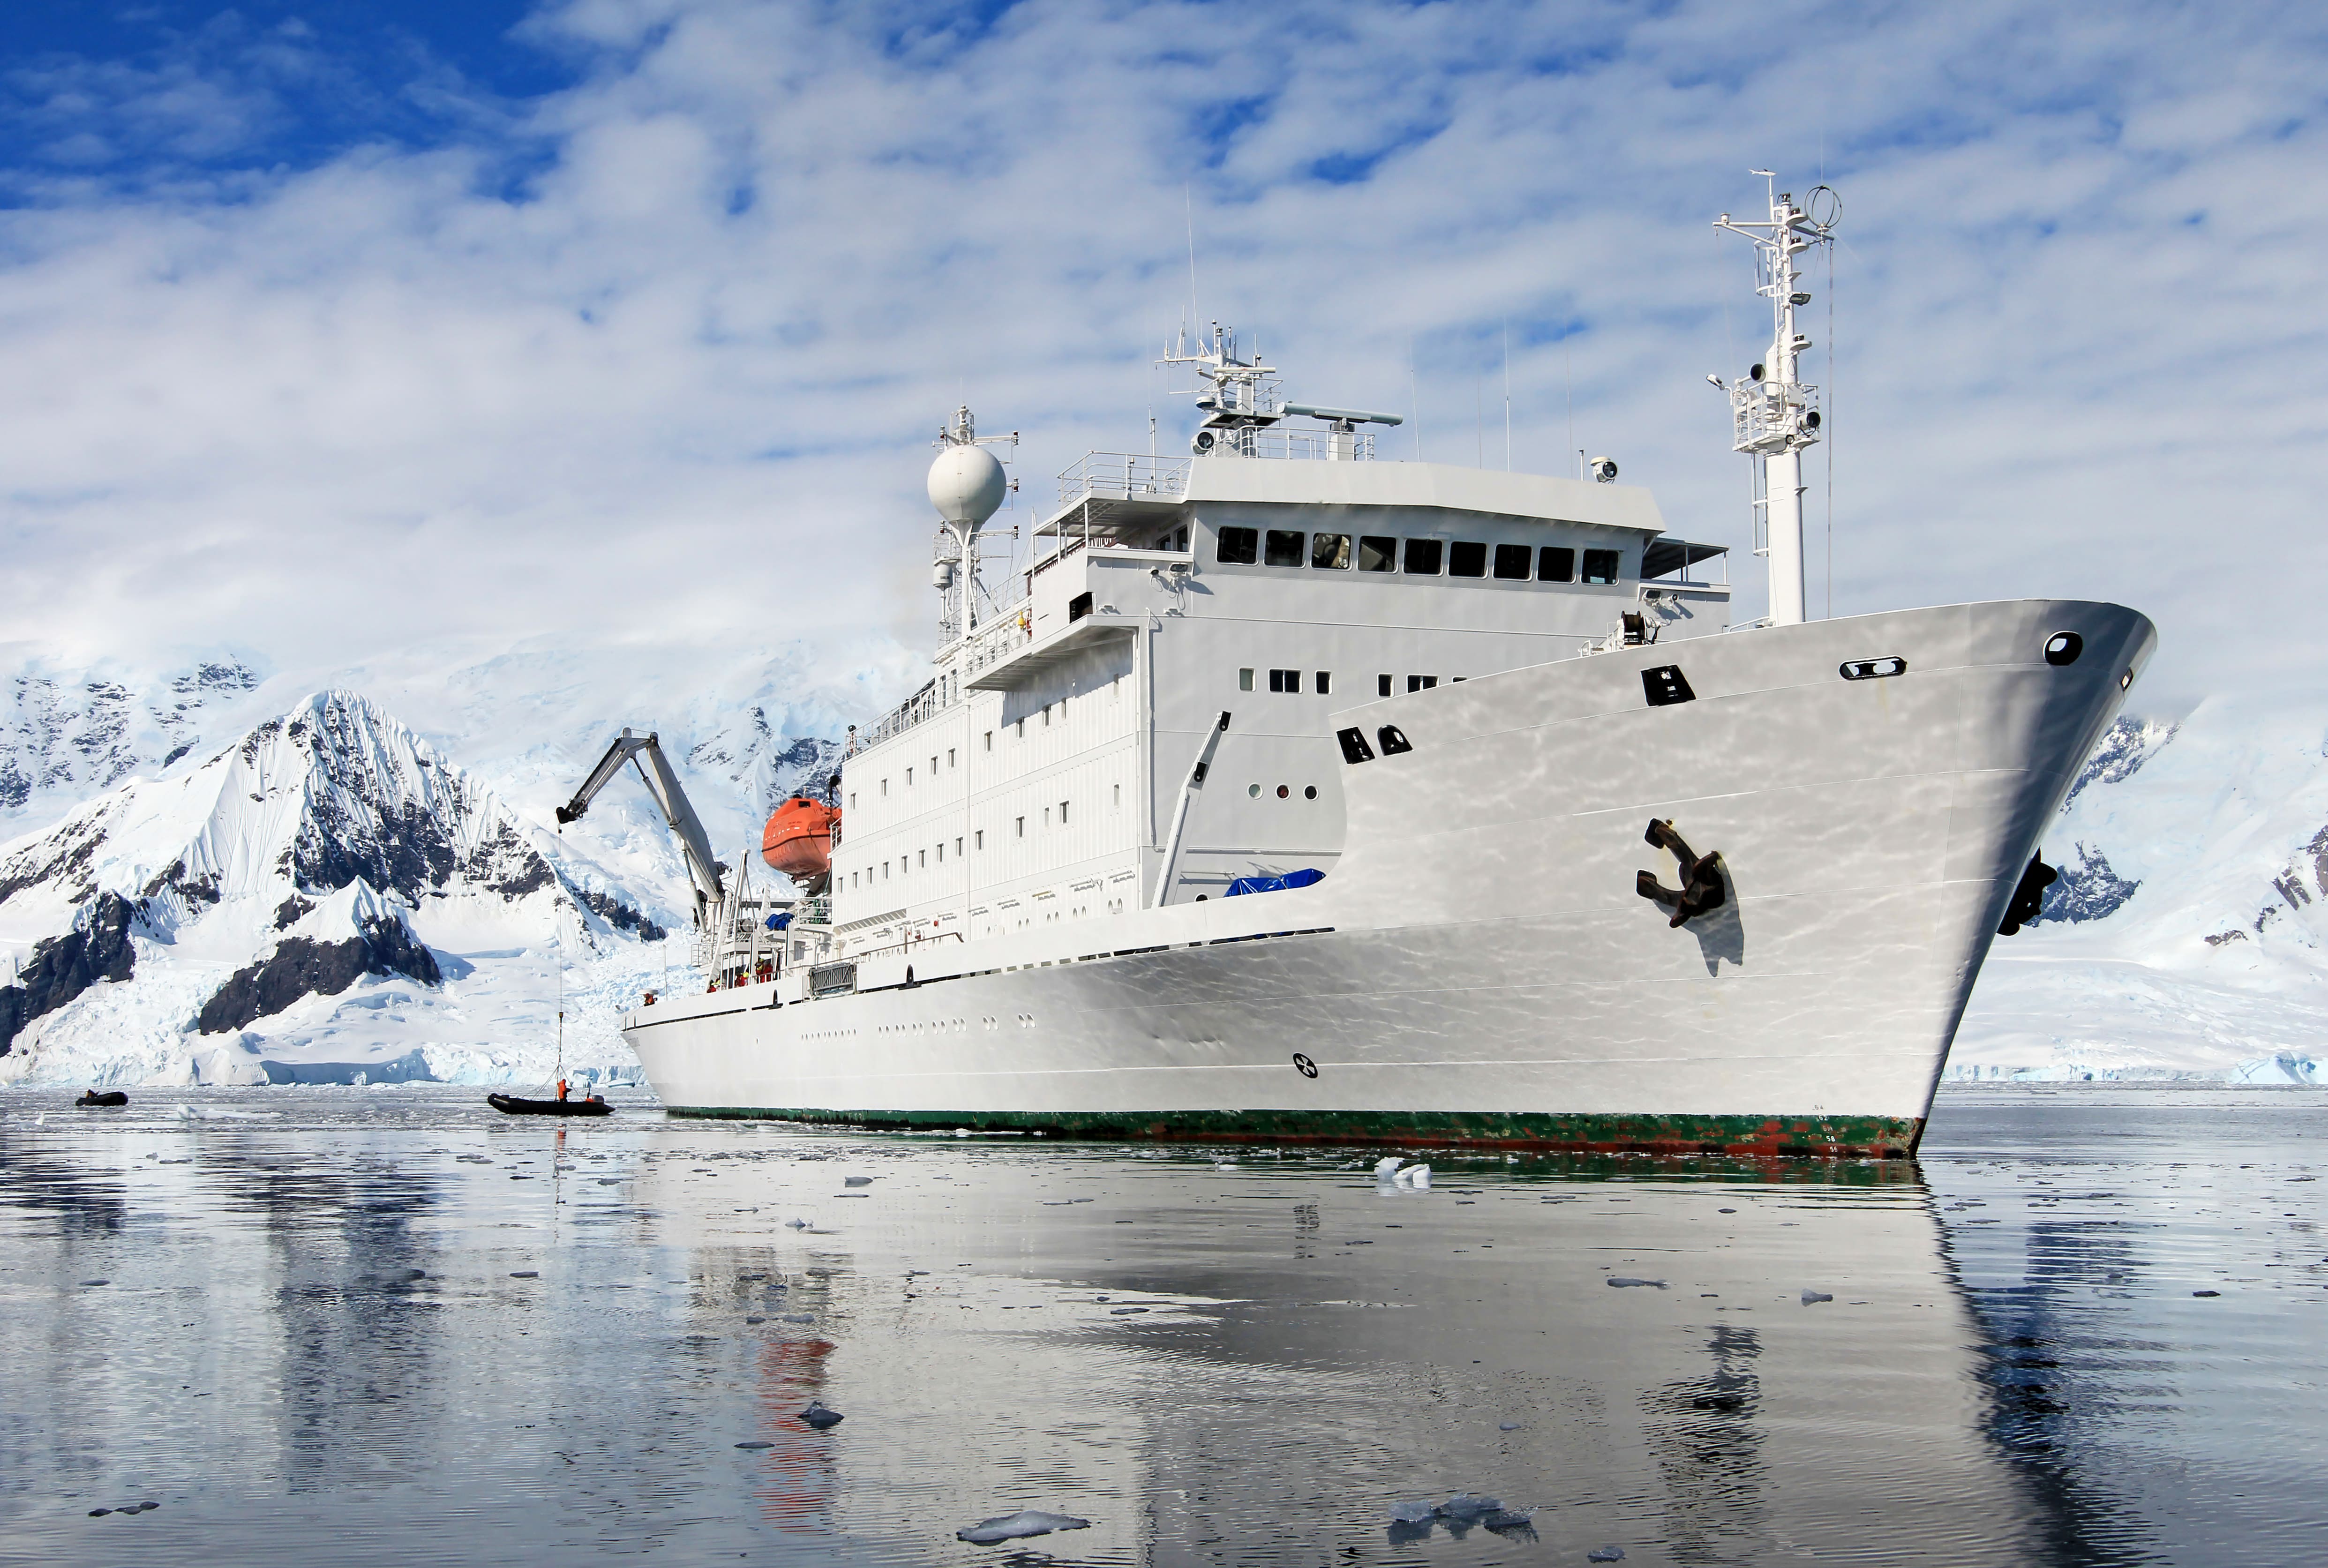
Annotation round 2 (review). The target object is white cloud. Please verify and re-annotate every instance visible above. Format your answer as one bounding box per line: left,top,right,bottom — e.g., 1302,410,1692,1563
0,0,2320,713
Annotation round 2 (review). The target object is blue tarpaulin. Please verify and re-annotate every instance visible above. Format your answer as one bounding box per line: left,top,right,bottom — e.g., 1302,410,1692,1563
765,912,792,931
1224,867,1325,898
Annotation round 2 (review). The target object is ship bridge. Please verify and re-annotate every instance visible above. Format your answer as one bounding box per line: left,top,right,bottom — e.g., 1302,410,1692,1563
819,399,1729,964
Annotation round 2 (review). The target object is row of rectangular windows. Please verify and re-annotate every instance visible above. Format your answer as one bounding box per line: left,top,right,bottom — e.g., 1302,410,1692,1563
1238,668,1453,697
844,788,1123,891
1217,527,1620,585
856,682,1123,809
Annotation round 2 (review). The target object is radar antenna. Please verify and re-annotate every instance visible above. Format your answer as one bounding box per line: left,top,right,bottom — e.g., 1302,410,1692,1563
1161,323,1401,458
1713,174,1838,627
928,406,1017,646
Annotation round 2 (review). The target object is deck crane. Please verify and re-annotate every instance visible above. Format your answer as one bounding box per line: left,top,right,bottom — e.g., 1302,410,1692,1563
555,729,726,928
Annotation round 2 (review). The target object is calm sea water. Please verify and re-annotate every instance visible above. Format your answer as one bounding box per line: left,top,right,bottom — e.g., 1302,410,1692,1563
2,1085,2321,1566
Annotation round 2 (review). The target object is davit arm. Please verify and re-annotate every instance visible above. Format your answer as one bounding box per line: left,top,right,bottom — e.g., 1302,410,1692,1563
556,729,726,925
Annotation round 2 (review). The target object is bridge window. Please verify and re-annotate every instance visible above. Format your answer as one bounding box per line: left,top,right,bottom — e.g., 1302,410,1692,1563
1315,671,1332,695
1264,529,1304,567
1359,535,1397,572
1449,541,1487,578
1268,668,1301,693
1583,548,1622,584
1310,533,1352,569
1494,544,1532,580
1539,546,1576,583
1408,675,1437,691
1216,526,1259,565
1403,538,1443,575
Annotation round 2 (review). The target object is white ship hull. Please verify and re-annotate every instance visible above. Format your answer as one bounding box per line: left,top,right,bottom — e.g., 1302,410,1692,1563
624,599,2152,1155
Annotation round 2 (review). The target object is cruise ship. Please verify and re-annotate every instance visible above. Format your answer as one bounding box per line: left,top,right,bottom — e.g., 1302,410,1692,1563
609,182,2153,1155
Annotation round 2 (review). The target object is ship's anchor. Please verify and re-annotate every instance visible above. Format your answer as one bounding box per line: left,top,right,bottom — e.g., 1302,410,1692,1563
1637,819,1727,929
1996,853,2058,936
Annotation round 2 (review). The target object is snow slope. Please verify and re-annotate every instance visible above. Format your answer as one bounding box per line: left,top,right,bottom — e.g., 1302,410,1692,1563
1950,700,2328,1082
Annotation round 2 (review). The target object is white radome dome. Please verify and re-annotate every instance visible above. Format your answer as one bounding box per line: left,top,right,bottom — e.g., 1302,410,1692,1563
928,443,1007,529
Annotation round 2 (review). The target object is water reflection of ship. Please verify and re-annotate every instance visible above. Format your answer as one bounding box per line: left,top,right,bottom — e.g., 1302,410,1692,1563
644,1146,2105,1564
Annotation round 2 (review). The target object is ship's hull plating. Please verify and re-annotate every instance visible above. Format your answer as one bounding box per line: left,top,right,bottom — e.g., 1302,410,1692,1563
624,600,2153,1156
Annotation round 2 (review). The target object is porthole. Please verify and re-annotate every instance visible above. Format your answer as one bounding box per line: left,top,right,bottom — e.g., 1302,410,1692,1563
2044,631,2083,667
1303,785,1318,800
1248,783,1261,798
1276,784,1290,799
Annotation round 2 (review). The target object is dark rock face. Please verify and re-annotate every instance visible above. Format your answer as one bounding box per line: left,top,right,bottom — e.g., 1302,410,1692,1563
2063,718,2174,811
2042,843,2142,924
197,915,442,1035
569,884,666,943
0,893,140,1054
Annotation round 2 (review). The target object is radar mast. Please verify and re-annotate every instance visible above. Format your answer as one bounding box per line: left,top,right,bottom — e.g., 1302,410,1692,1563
1715,176,1838,627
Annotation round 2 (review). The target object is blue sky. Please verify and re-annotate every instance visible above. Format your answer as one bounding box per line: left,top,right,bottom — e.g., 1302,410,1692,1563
0,0,2322,713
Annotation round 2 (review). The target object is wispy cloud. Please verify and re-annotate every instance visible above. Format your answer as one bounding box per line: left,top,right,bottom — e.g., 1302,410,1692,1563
0,0,2320,710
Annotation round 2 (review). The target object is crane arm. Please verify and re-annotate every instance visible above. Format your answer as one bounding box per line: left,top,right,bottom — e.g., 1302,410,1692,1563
556,729,727,921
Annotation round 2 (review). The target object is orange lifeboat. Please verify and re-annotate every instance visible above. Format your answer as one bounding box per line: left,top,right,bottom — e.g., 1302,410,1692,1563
761,796,837,879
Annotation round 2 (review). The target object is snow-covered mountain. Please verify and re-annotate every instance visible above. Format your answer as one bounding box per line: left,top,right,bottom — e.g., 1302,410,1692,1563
0,690,676,1088
0,636,892,1088
1951,700,2328,1082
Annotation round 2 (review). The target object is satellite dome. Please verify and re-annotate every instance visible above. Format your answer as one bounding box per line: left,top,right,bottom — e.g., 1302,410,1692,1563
928,443,1006,530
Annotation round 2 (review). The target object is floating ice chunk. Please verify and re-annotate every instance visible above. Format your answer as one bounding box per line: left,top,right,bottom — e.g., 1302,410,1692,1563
1389,1500,1436,1523
845,1176,872,1186
1439,1493,1502,1519
510,1271,539,1279
1605,1277,1666,1289
1109,1306,1148,1315
956,1509,1090,1544
1484,1508,1534,1536
735,1440,773,1449
798,1401,843,1429
745,1316,766,1324
1589,1547,1627,1562
1373,1156,1404,1179
1801,1290,1833,1305
785,1218,811,1230
1396,1164,1432,1189
80,1279,110,1288
783,1313,814,1324
1499,1422,1524,1431
955,1128,971,1138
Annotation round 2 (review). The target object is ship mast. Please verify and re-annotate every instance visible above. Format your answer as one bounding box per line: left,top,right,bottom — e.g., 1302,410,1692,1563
929,407,1015,648
1715,176,1838,627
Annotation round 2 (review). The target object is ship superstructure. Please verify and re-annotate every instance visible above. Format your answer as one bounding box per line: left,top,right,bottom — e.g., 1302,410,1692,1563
617,183,2153,1155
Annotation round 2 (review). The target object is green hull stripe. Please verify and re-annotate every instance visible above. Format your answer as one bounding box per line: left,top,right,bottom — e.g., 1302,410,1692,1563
661,1104,1923,1158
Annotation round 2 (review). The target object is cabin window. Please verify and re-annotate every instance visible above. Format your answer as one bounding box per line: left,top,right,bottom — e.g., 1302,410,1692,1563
1408,675,1437,692
1216,526,1259,565
1239,668,1254,691
983,732,991,752
1403,538,1443,575
1539,546,1576,583
1494,543,1532,580
936,843,944,863
918,849,925,868
1311,533,1352,570
1059,800,1069,825
947,748,955,767
1017,719,1025,737
849,792,857,809
1583,548,1622,584
956,837,963,855
1015,817,1025,838
1449,541,1487,578
906,767,913,787
883,862,891,878
1169,525,1189,551
881,778,889,797
1378,674,1392,697
1043,806,1051,826
1113,784,1120,809
1068,591,1092,621
1314,671,1332,695
1359,535,1397,572
976,830,984,850
1043,704,1051,726
1264,529,1304,567
1268,668,1301,693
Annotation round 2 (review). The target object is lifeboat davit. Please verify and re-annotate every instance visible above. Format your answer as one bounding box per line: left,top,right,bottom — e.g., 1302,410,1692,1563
761,796,837,879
